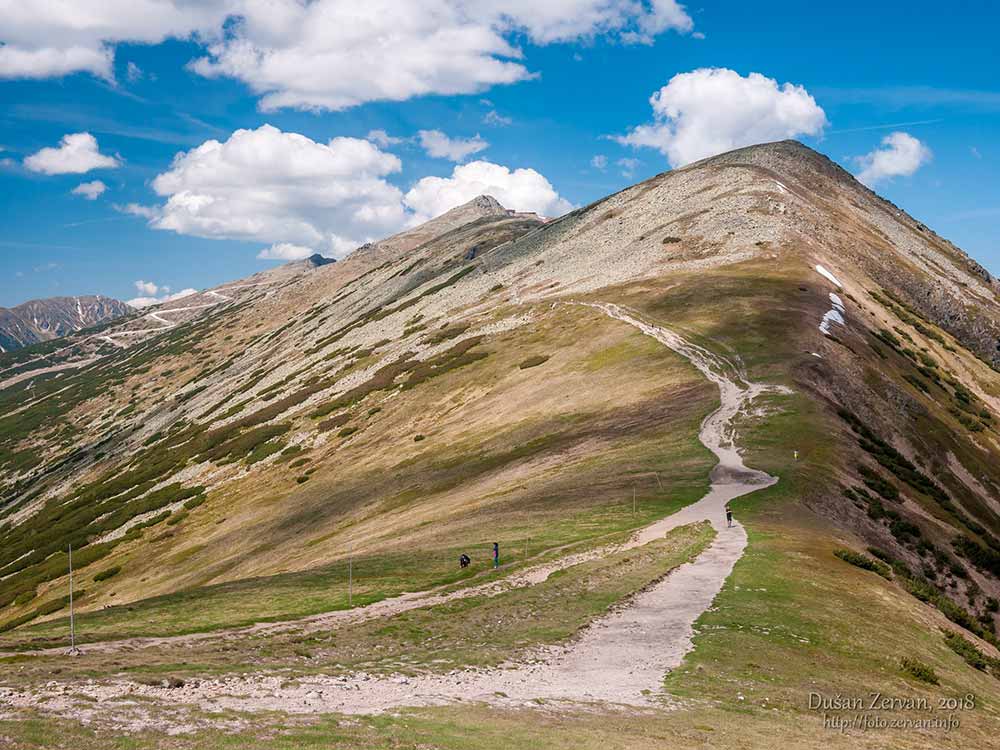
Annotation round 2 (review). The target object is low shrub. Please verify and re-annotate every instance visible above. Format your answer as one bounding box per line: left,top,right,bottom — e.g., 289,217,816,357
900,656,939,685
423,323,470,345
93,566,121,582
518,355,550,369
889,518,921,542
183,496,206,511
245,439,287,465
859,466,899,501
317,413,351,432
943,631,989,671
34,594,73,617
953,535,1000,577
338,426,358,438
834,548,891,579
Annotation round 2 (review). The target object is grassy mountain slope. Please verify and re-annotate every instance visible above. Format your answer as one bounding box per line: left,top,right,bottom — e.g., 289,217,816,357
1,140,999,747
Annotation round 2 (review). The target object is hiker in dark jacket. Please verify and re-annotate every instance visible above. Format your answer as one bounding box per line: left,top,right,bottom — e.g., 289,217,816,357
459,553,471,568
493,542,499,569
725,504,733,528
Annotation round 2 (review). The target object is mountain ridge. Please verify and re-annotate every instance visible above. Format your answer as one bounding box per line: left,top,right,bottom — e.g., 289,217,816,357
1,140,999,746
0,294,129,353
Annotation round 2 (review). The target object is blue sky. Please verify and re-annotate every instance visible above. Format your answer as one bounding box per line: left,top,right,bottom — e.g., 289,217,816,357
1,1,998,308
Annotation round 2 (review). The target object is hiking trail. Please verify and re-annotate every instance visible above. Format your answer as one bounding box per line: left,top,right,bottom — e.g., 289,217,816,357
2,304,790,726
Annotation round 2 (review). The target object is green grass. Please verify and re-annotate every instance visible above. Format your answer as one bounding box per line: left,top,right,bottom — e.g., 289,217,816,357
0,469,709,648
256,521,714,676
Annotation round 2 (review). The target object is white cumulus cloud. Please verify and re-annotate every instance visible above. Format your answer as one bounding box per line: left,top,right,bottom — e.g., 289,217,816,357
616,68,828,167
24,132,121,174
366,129,403,149
144,124,407,257
257,242,317,261
0,1,694,110
134,279,160,296
405,160,572,222
418,130,488,162
0,1,232,80
71,180,107,200
125,125,571,258
590,154,608,170
127,287,197,309
469,0,692,44
854,132,932,186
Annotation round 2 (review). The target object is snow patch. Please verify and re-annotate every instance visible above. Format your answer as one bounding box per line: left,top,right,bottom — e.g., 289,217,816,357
819,291,846,336
815,264,843,288
811,352,822,358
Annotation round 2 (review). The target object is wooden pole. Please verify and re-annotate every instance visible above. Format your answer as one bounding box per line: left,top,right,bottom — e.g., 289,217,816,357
68,544,77,653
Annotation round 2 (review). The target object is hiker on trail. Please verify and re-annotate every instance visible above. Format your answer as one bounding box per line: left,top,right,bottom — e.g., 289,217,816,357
725,504,733,528
459,553,471,568
493,542,499,569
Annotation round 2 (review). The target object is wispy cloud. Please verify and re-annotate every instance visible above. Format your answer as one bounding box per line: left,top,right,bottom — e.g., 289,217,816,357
483,110,512,127
817,86,1000,110
62,215,125,228
10,104,215,146
827,118,943,135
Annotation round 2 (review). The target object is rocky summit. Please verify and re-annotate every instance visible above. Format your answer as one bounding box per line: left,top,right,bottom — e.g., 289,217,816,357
1,141,999,748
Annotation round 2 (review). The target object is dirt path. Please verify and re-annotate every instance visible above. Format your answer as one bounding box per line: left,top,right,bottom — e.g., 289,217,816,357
1,304,789,725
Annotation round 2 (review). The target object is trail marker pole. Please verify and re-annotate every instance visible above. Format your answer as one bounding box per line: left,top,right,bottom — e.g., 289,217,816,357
348,544,353,609
68,544,79,655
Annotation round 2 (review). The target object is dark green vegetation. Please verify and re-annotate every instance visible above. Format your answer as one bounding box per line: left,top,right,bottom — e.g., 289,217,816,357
943,631,1000,678
92,566,121,582
838,408,999,554
310,336,490,418
518,354,549,369
900,656,939,684
833,548,891,579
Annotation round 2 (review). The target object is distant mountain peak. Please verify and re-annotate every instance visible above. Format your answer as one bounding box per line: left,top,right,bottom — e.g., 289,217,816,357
0,294,129,353
306,253,335,267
